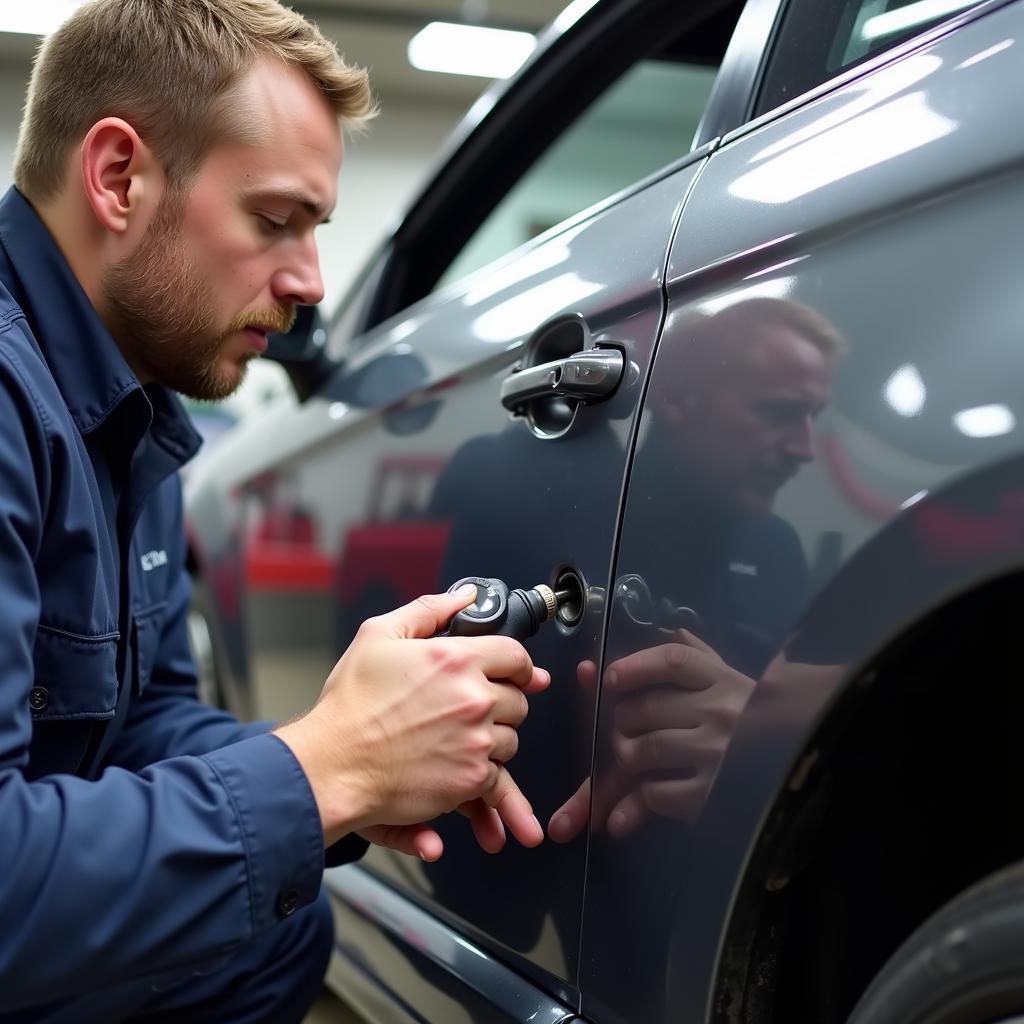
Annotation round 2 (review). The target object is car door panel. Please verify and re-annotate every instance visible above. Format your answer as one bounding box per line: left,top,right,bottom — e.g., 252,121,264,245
325,865,577,1024
580,6,1024,1023
233,156,707,1006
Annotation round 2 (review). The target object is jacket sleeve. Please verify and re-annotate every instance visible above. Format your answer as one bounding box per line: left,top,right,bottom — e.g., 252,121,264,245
103,482,369,869
0,345,326,1011
105,482,269,766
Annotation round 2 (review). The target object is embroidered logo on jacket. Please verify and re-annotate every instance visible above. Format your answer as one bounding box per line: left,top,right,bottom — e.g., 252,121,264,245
140,550,169,572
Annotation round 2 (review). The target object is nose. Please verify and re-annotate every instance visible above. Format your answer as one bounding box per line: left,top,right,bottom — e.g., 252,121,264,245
783,416,816,463
271,233,325,307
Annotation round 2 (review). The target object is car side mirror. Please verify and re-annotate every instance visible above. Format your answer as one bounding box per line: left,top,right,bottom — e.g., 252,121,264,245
265,305,339,402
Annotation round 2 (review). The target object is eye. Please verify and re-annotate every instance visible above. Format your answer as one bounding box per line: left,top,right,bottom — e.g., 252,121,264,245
255,213,286,235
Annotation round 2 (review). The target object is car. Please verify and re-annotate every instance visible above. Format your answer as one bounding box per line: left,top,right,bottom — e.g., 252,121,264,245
183,0,1024,1020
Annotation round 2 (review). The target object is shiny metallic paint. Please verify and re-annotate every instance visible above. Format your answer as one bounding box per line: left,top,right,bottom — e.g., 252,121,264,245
182,0,1024,1020
582,5,1024,1021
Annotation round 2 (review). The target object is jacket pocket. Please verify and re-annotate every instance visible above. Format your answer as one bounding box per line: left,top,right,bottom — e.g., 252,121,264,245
32,625,119,720
133,601,167,694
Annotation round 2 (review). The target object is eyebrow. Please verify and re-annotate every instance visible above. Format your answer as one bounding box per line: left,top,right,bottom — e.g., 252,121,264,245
246,188,333,225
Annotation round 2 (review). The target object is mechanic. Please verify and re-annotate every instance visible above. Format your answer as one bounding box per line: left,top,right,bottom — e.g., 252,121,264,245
0,2,549,1021
549,297,846,840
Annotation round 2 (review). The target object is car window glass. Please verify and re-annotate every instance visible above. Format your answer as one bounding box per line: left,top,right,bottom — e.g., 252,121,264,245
756,0,983,115
434,57,718,292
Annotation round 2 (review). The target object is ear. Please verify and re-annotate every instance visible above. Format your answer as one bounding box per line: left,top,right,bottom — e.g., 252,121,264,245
80,117,161,235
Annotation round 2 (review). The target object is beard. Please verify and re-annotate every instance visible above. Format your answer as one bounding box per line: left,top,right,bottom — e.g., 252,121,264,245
103,194,294,401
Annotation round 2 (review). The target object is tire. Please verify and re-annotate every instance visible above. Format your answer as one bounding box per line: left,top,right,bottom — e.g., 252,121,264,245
849,861,1024,1024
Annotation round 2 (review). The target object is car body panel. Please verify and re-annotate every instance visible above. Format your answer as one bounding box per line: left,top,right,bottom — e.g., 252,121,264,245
323,865,577,1024
184,0,1024,1020
190,151,707,1010
578,5,1024,1022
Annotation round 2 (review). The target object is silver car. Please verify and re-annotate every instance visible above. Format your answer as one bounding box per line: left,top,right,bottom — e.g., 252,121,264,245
185,0,1024,1020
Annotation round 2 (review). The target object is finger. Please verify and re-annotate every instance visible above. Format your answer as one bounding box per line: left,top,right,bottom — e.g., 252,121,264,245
548,777,590,843
605,644,715,694
370,587,478,640
674,628,715,655
614,689,701,737
642,777,709,824
577,660,598,690
360,823,445,861
614,728,715,774
491,724,520,763
522,667,551,696
461,799,506,854
607,790,650,838
483,767,543,847
456,635,536,689
492,685,529,728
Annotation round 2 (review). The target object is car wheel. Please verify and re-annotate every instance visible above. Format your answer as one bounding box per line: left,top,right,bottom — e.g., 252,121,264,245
187,580,223,709
849,861,1024,1024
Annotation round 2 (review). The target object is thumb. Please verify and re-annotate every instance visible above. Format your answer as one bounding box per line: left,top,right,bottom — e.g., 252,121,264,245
373,586,477,639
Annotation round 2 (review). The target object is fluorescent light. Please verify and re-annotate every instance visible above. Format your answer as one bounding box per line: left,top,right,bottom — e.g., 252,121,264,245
956,38,1014,69
884,363,926,417
862,0,977,42
953,404,1015,438
729,92,956,204
408,22,536,79
0,0,86,35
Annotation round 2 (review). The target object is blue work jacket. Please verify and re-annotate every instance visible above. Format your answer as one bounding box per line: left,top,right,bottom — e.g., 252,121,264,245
0,187,361,1013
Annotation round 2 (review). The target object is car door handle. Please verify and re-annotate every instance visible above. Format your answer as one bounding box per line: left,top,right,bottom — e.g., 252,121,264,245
500,349,624,412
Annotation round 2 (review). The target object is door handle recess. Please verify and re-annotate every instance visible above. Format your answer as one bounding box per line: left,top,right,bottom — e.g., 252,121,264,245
500,349,624,412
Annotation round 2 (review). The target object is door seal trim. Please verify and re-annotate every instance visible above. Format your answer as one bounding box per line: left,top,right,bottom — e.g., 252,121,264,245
325,864,576,1024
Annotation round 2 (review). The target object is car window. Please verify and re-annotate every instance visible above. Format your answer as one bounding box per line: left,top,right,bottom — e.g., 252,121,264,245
756,0,984,115
435,56,718,292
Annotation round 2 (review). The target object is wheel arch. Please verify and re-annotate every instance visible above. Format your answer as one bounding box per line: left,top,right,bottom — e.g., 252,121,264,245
712,567,1024,1021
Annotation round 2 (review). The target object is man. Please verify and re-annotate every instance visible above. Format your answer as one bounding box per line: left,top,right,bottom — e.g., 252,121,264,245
549,297,845,839
0,2,548,1021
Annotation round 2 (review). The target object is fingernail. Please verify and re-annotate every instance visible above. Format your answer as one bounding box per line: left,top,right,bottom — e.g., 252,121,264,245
606,668,618,688
549,813,570,841
609,809,627,836
457,584,477,599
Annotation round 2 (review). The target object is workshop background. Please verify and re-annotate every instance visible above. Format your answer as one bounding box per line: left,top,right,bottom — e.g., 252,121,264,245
0,2,568,1021
0,0,569,420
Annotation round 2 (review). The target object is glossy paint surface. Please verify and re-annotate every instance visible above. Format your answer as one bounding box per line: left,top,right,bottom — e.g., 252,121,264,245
324,865,576,1024
189,154,703,1010
580,6,1024,1022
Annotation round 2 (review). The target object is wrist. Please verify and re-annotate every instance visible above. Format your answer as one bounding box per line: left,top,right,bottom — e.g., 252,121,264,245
274,717,374,846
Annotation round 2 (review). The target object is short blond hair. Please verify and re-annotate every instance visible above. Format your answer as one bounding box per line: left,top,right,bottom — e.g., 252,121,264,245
15,0,376,201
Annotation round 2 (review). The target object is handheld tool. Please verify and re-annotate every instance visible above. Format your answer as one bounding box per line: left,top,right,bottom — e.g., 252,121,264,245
444,576,568,640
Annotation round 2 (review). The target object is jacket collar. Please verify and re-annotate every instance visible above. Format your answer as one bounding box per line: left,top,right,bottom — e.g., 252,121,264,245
0,186,200,463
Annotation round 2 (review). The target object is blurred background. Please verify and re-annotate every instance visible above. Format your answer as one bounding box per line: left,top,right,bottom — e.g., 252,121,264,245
0,0,570,423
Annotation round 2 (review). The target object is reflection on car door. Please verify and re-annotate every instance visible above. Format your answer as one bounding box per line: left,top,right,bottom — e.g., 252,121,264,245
242,154,707,1003
581,4,1024,1022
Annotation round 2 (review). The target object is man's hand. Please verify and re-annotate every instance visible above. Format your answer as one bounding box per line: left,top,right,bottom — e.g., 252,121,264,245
275,587,550,856
549,630,753,842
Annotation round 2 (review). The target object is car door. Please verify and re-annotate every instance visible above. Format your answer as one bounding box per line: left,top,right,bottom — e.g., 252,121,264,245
206,2,746,1019
579,1,1024,1022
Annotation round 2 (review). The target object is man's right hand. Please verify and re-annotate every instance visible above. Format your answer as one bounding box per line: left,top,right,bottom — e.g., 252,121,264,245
274,586,549,857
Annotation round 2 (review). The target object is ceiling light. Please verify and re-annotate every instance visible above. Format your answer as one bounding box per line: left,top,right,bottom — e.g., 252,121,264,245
953,404,1015,438
0,0,86,35
884,363,926,417
408,22,536,79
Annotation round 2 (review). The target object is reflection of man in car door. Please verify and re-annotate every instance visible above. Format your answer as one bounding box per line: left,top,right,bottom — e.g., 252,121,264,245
551,297,845,840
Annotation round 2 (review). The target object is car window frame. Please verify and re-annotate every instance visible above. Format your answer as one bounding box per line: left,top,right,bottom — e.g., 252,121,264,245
732,0,1016,143
342,0,748,340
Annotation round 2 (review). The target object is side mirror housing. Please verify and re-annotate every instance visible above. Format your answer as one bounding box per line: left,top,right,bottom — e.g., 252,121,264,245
265,305,338,402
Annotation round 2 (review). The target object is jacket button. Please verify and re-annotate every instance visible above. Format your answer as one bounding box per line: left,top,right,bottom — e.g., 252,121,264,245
29,686,48,712
277,888,299,918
